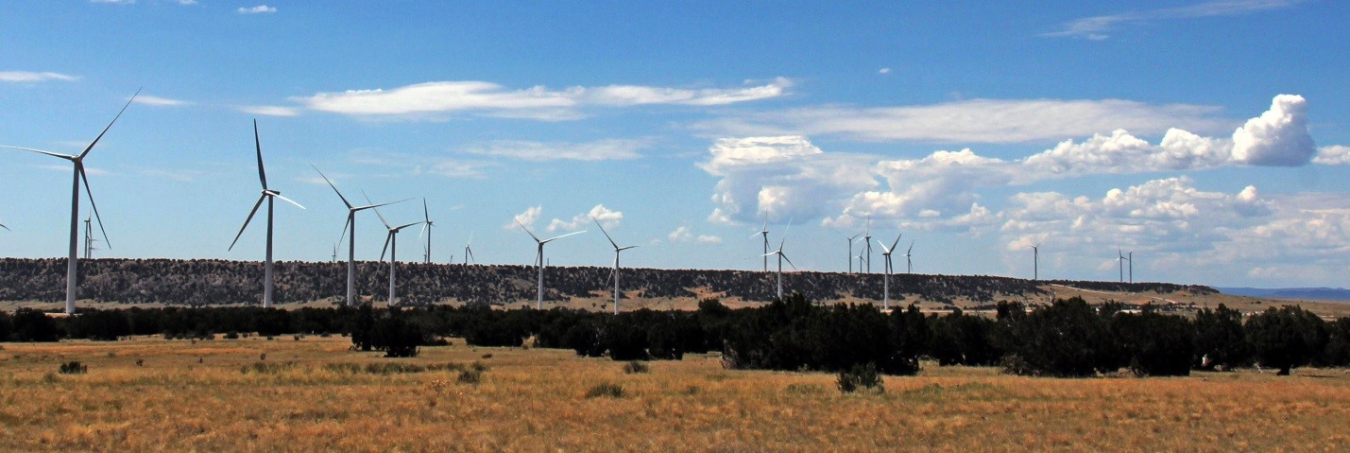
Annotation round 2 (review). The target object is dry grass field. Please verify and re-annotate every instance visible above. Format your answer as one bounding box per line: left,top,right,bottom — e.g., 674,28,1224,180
1,336,1348,452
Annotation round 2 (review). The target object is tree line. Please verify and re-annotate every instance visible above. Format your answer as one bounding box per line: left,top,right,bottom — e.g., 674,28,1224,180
2,295,1345,376
0,258,1213,306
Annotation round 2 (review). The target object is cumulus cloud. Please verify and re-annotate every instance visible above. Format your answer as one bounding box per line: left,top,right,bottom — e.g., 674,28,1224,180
238,5,276,14
463,139,645,161
548,204,623,232
506,206,542,230
1313,145,1350,165
296,79,789,120
699,136,878,225
694,98,1229,144
0,71,78,83
1230,94,1315,166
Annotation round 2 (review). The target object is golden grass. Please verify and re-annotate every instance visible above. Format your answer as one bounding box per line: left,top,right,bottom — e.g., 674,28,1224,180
1,336,1348,452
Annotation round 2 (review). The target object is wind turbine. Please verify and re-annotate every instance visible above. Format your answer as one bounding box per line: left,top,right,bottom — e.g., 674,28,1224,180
83,217,93,259
2,89,138,314
228,120,305,309
762,221,796,300
751,212,769,272
418,199,435,263
1128,251,1133,284
877,234,902,310
1117,249,1125,283
846,232,862,273
864,216,873,273
463,233,475,265
331,244,337,263
594,217,638,314
904,241,914,274
515,220,585,309
313,165,405,306
369,196,422,306
1031,243,1041,281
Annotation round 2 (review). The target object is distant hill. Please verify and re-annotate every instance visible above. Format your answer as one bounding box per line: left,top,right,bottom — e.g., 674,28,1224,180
1218,287,1350,302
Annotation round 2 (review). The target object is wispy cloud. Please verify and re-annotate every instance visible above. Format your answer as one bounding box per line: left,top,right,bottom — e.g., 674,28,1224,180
237,5,276,14
0,71,79,83
90,0,135,4
694,98,1229,144
133,95,190,107
238,105,300,117
1045,0,1303,40
462,139,646,162
295,78,790,121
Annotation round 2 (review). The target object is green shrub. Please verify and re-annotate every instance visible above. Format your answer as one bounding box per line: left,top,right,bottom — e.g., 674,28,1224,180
585,382,625,398
837,363,883,394
457,368,483,384
58,361,87,375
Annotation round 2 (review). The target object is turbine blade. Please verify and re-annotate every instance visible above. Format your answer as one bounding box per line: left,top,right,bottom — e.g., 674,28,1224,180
781,253,797,270
619,245,639,251
394,221,421,231
79,88,140,160
423,198,430,223
80,167,111,249
380,232,392,262
593,217,619,249
417,221,428,239
514,219,542,242
253,119,267,190
336,215,351,248
875,239,890,254
0,146,77,160
467,232,473,245
543,229,586,243
354,198,410,212
228,195,267,251
273,193,305,210
311,165,353,209
0,222,9,231
890,233,902,251
362,192,392,229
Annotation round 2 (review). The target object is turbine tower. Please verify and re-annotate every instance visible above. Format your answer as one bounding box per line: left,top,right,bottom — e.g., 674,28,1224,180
846,233,861,273
463,233,475,265
1128,251,1133,284
515,220,585,309
369,197,422,306
229,120,305,309
3,89,138,314
877,234,902,310
594,217,638,314
418,199,435,264
864,216,873,273
1117,249,1125,283
83,217,93,259
762,222,796,300
904,241,914,274
1031,243,1041,281
314,166,404,306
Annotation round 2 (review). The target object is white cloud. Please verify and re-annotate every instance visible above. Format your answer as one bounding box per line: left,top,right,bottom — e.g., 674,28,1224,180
878,68,891,75
697,235,723,244
238,105,300,117
90,0,134,4
548,204,623,232
462,139,645,161
175,0,197,4
506,206,542,230
1313,145,1350,165
668,226,693,242
695,98,1229,144
296,79,788,120
133,95,189,107
238,5,276,14
0,71,78,83
1045,0,1304,40
1230,94,1315,166
699,136,878,225
427,159,488,179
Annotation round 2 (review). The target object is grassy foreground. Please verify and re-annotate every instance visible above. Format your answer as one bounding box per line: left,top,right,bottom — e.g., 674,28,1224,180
1,336,1347,452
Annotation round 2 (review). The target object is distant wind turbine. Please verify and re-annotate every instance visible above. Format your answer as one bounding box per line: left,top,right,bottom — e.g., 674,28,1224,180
516,219,585,309
418,198,435,263
463,232,475,265
313,165,405,306
846,232,861,273
369,195,422,306
1031,243,1041,281
1128,251,1134,284
229,120,305,309
2,89,138,314
1118,249,1127,283
904,241,914,274
864,216,873,273
877,234,902,310
751,212,769,272
594,217,638,314
763,220,796,300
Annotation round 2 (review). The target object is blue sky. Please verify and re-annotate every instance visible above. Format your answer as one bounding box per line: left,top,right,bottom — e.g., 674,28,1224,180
2,0,1349,288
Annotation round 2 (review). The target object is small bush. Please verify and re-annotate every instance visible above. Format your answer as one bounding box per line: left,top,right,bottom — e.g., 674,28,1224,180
59,361,87,375
837,363,883,394
457,368,483,384
224,331,240,340
623,361,649,374
585,382,625,398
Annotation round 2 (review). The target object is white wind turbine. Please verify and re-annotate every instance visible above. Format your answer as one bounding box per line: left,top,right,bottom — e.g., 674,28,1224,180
228,120,305,309
2,90,138,314
864,216,873,273
904,241,914,274
751,212,770,272
763,221,796,300
515,219,585,309
463,232,475,265
1118,249,1125,283
846,232,862,273
369,196,422,306
877,234,902,310
418,199,435,264
313,166,405,306
594,217,638,315
1031,243,1041,281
